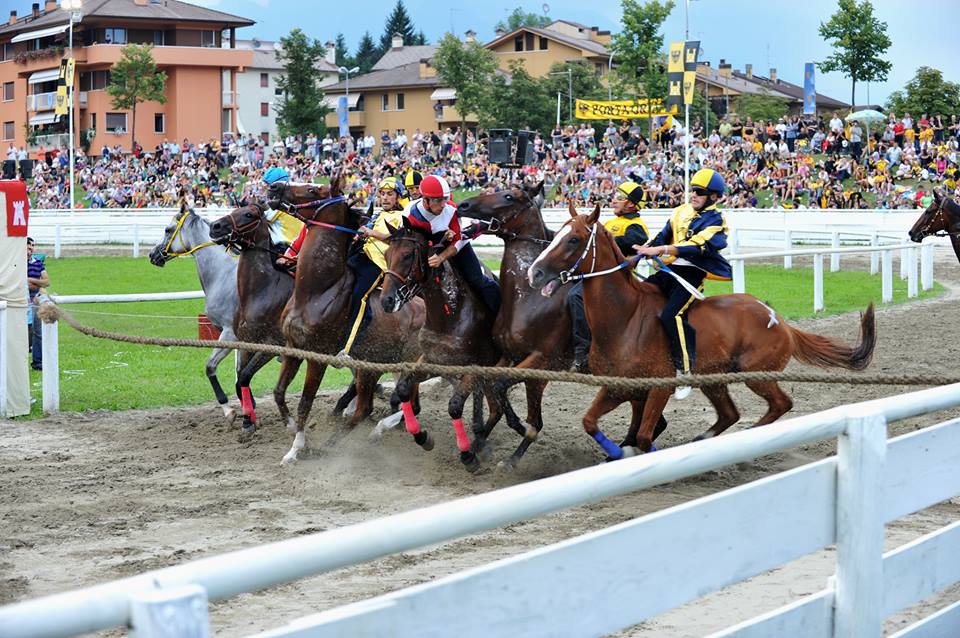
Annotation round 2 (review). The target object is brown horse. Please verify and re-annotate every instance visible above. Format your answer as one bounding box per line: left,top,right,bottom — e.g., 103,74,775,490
528,204,876,457
458,183,667,466
268,176,426,465
909,189,960,265
380,219,506,472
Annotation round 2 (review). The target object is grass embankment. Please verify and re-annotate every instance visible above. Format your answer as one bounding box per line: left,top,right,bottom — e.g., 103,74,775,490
26,255,942,415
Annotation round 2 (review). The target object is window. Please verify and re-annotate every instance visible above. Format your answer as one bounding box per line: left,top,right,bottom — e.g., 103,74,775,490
154,113,164,133
514,35,523,52
200,30,216,47
539,37,548,50
153,30,164,46
274,88,283,96
260,132,270,143
381,93,390,111
105,112,127,132
3,122,13,141
91,113,96,131
104,28,127,45
396,92,404,110
1,43,13,62
260,73,269,88
525,32,534,51
2,82,13,102
594,62,604,75
260,102,269,117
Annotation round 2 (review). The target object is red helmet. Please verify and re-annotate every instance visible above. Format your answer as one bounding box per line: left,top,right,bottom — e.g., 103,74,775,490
419,175,450,199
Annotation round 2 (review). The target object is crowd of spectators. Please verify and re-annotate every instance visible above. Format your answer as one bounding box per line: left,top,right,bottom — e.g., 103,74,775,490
20,109,960,211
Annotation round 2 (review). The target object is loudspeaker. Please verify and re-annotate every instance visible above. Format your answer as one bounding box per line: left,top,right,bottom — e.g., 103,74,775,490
488,128,513,164
19,159,33,180
515,130,536,165
2,160,14,180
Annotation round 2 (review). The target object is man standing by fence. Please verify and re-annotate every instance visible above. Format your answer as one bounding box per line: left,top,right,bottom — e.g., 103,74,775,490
26,237,49,371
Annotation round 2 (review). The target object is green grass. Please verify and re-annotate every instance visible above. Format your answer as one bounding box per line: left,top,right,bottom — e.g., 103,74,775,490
26,255,942,415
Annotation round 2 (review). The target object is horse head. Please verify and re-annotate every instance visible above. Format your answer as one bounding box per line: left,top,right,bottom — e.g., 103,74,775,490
209,201,269,249
457,181,545,237
909,189,957,243
528,202,602,297
267,173,359,228
380,217,431,313
149,200,201,267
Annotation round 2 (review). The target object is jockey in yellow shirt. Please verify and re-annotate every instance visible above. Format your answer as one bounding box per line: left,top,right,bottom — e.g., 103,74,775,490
261,167,304,247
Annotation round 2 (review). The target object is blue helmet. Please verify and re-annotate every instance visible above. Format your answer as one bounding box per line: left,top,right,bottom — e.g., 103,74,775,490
691,168,725,195
263,167,290,185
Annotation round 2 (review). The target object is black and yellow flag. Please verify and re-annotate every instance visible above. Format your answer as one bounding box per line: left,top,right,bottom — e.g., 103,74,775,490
666,41,684,114
682,41,700,105
54,58,68,116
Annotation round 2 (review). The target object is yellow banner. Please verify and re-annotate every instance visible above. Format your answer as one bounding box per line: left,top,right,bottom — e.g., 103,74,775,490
575,99,668,120
682,41,700,105
65,58,75,87
54,58,68,116
668,41,684,74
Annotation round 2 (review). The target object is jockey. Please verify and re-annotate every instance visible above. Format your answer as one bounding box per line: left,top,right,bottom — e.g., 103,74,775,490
633,168,731,400
403,174,501,315
339,176,408,357
261,167,304,249
567,181,650,372
404,170,423,200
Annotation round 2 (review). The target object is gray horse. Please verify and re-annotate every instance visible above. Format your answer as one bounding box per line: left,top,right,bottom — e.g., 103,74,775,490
149,203,240,422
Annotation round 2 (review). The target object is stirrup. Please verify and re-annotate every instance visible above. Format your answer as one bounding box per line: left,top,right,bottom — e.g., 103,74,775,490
335,349,352,360
674,370,692,400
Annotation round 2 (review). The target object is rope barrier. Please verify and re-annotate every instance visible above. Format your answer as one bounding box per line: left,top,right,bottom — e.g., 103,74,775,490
37,302,957,392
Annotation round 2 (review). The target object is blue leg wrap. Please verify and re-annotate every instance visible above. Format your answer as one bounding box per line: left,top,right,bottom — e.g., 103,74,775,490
592,431,623,460
650,444,658,452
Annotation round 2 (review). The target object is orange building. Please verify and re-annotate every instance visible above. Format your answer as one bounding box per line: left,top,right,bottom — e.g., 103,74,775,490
0,0,253,156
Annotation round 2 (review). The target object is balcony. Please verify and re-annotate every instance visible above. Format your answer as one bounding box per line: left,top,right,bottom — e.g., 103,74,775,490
28,132,71,151
324,110,366,129
26,91,88,112
222,90,236,108
434,105,476,123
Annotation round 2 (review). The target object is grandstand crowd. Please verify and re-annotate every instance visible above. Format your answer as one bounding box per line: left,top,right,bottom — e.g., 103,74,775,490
20,110,960,211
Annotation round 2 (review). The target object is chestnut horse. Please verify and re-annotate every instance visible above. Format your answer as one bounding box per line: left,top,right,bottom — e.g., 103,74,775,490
528,204,876,458
380,219,507,472
268,176,426,465
457,183,668,466
909,189,960,266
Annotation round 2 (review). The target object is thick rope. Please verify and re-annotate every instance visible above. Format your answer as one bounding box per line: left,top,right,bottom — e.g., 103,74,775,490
37,302,958,391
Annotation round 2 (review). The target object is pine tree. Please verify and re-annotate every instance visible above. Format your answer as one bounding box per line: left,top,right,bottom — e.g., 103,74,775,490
275,28,329,137
334,33,353,68
354,31,378,74
379,0,418,53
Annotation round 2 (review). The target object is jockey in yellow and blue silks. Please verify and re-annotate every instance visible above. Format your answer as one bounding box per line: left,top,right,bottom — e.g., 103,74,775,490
262,167,305,247
339,176,409,357
404,170,423,200
633,168,731,399
567,180,650,372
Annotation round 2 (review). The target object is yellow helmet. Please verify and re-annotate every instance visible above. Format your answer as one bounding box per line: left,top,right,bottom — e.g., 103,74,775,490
690,168,726,194
616,181,646,206
404,170,423,189
377,176,405,195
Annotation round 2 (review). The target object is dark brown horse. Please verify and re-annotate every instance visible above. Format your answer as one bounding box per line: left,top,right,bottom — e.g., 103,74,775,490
528,204,876,457
457,183,666,466
380,219,507,472
268,176,426,465
909,189,960,265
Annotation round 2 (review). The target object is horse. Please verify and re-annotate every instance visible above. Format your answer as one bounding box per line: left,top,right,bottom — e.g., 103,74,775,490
148,202,240,422
909,189,960,265
527,203,877,458
268,176,426,465
457,183,668,467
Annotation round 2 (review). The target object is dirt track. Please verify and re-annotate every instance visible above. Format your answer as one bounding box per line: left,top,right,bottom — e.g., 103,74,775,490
2,250,960,636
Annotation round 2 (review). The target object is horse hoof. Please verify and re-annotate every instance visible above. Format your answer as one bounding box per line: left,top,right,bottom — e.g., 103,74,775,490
620,446,638,458
460,451,481,473
472,439,494,462
237,425,256,443
280,452,298,466
497,457,516,471
222,406,237,425
414,430,434,451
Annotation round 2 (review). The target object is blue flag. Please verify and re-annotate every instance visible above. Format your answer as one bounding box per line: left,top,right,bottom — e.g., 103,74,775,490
803,63,816,115
337,96,349,138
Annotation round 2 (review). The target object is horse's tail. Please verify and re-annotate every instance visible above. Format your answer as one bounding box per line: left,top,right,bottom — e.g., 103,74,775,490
787,303,876,371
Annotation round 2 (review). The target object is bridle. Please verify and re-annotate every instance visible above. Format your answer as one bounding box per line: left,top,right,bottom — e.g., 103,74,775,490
916,199,960,239
161,210,220,258
215,206,285,258
557,220,642,284
473,190,552,246
384,234,427,309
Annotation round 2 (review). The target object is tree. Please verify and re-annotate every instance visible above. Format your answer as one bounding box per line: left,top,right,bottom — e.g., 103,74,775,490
432,33,498,155
495,7,552,32
886,67,960,117
334,32,353,68
487,60,555,133
379,0,420,54
275,28,330,138
542,60,605,124
106,44,167,153
610,0,674,101
354,31,378,74
732,91,789,123
818,0,892,107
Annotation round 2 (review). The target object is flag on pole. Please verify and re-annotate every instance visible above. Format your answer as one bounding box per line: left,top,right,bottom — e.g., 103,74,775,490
682,41,700,105
803,63,817,115
54,58,69,116
666,41,684,114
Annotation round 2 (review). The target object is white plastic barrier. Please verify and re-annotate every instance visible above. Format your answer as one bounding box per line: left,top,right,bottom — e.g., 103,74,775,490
2,384,960,637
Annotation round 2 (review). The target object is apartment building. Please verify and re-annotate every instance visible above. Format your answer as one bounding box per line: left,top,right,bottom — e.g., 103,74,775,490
0,0,254,155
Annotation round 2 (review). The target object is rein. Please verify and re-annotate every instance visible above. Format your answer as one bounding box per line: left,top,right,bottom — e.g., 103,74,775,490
163,211,233,258
384,234,432,308
277,195,360,235
558,222,643,284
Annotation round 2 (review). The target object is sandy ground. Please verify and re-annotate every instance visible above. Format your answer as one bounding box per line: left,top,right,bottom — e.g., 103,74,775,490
2,249,960,637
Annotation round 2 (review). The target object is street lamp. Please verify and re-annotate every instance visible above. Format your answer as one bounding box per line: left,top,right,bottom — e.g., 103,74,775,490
337,65,359,130
607,50,615,101
61,0,82,215
549,68,572,123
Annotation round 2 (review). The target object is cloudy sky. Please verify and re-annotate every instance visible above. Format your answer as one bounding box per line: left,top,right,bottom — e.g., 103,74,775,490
145,0,960,105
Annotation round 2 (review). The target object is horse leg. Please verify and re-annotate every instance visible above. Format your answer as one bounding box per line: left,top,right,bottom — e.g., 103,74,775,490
493,352,548,440
236,352,274,442
744,380,794,427
582,388,630,460
347,370,379,427
622,394,668,448
693,384,741,441
395,360,433,451
332,375,358,416
281,360,326,465
498,379,549,471
273,355,303,433
635,389,672,454
206,336,235,423
448,374,481,473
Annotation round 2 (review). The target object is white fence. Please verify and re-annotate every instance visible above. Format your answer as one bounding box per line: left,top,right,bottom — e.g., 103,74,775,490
2,384,959,637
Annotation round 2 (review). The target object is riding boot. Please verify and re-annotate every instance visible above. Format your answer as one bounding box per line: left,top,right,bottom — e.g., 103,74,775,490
566,282,591,372
340,255,383,357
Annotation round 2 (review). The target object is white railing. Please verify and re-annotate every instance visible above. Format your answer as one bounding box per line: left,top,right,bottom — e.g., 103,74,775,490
2,384,959,637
